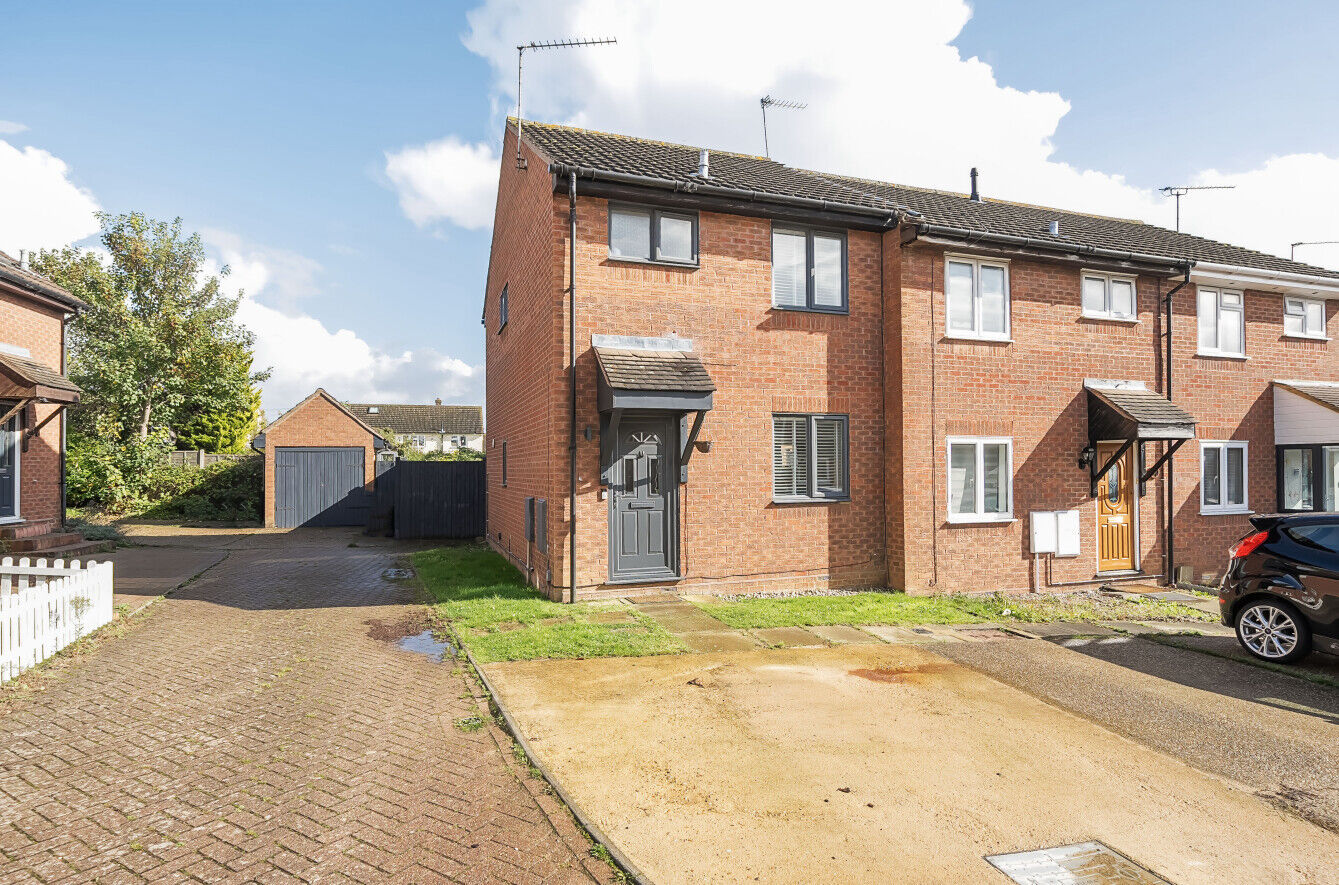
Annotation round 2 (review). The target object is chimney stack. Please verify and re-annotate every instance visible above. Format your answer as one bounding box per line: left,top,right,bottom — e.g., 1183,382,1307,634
697,148,710,179
969,168,981,202
435,397,442,406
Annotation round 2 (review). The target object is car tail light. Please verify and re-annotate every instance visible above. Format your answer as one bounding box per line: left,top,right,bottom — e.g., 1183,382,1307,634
1229,530,1268,559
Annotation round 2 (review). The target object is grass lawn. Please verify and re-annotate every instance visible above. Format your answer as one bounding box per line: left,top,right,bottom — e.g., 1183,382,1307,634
414,545,687,663
692,590,1215,630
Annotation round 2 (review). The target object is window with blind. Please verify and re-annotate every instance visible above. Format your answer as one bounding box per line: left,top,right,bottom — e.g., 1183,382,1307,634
946,437,1013,522
771,226,847,312
772,414,849,501
608,205,698,265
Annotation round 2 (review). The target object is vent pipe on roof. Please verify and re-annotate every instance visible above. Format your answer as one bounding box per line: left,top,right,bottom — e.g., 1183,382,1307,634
697,149,710,179
435,397,442,405
969,168,981,202
1048,220,1060,236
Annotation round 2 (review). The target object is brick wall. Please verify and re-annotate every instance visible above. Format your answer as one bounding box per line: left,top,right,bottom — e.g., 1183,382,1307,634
0,286,68,524
487,133,1338,600
483,132,563,590
261,392,377,527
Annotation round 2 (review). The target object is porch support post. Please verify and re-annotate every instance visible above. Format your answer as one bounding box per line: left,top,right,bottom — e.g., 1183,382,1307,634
1140,438,1185,485
679,410,704,480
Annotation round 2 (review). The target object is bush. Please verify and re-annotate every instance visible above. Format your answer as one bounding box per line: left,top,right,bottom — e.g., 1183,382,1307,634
66,431,173,510
140,457,262,522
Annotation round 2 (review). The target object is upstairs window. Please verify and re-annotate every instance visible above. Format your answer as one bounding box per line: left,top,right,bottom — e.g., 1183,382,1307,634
1081,272,1137,321
771,227,847,312
946,257,1010,340
498,284,508,332
772,414,849,501
608,205,698,265
1197,287,1245,357
1284,296,1326,339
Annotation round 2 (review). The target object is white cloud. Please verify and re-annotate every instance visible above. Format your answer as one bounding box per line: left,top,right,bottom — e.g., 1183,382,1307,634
0,139,100,254
0,121,28,135
202,233,483,417
451,0,1338,271
383,136,499,229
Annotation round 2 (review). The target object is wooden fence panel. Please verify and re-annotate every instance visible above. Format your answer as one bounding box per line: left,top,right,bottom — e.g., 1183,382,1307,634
0,558,115,683
373,460,485,540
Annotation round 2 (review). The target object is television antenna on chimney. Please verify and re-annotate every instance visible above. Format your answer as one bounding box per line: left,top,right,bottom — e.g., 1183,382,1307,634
515,37,618,169
1158,184,1235,231
760,95,807,158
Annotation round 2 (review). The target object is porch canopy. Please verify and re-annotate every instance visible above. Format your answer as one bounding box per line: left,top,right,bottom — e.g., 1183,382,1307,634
0,352,80,405
1085,380,1196,497
593,335,715,483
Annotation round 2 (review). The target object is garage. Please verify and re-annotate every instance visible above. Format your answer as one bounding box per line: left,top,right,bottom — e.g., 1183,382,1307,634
252,388,388,528
274,447,368,528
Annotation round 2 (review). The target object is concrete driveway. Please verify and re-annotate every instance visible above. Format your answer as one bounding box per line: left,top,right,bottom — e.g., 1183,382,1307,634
484,640,1339,885
1,527,605,884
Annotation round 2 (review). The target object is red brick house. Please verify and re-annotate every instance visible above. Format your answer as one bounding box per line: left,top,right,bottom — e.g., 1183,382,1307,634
484,120,1339,601
0,251,89,554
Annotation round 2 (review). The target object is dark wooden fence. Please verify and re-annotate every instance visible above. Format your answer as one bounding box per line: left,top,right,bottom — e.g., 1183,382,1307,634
370,460,486,539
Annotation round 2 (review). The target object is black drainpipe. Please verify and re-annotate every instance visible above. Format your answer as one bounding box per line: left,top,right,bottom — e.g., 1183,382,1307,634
568,172,579,604
1163,264,1192,586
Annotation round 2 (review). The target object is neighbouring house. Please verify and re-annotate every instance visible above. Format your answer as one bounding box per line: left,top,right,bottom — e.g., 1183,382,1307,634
484,119,1339,602
346,400,484,456
251,389,388,527
0,251,96,555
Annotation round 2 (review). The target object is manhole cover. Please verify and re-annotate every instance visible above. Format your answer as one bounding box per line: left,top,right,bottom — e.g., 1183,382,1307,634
382,568,414,580
986,841,1171,884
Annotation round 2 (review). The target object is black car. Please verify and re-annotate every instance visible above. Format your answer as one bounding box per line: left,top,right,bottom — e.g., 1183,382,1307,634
1220,512,1339,663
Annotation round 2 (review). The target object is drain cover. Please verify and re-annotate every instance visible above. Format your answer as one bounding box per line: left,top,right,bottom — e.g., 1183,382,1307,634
382,568,413,580
987,842,1171,884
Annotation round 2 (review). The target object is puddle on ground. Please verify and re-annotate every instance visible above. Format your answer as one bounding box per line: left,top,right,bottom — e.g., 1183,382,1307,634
849,661,953,685
382,568,414,580
397,630,456,662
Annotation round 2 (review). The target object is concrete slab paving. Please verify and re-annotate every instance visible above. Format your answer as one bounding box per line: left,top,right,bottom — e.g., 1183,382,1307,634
484,644,1339,884
681,631,763,653
860,624,943,644
807,624,883,645
751,626,827,648
1008,620,1118,639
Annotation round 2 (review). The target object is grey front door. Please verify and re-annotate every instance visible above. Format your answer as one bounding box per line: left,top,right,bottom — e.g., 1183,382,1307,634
610,416,676,581
0,415,16,520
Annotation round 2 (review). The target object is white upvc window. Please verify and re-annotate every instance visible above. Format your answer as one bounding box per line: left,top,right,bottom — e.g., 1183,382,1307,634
946,256,1010,340
1284,296,1327,340
1081,271,1137,321
1200,440,1249,514
946,437,1013,523
1197,287,1245,357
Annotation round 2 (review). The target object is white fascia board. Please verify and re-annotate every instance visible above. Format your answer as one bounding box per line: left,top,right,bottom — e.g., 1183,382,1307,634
1190,261,1339,298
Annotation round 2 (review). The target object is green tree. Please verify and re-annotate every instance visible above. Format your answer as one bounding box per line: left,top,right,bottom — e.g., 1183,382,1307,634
34,212,269,443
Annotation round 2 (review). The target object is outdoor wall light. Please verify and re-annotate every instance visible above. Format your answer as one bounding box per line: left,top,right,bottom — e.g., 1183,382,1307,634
1078,445,1096,470
583,425,594,440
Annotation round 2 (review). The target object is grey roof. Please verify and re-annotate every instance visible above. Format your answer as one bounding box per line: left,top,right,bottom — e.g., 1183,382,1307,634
346,403,484,435
519,120,1339,280
0,251,87,311
594,347,716,392
1091,386,1196,427
1275,381,1339,412
0,352,80,399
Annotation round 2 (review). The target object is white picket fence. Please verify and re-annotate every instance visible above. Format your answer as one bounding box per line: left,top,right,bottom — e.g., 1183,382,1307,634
0,557,115,684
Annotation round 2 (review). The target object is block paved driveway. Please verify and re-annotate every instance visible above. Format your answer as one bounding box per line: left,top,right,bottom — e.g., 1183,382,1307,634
0,528,603,884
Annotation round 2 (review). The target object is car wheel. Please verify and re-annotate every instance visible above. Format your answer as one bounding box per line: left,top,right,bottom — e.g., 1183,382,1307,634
1236,599,1311,664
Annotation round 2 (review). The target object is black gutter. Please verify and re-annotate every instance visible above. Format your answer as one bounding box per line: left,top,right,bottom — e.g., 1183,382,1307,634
0,265,88,312
1162,265,1193,586
548,163,903,227
907,221,1188,273
568,172,578,604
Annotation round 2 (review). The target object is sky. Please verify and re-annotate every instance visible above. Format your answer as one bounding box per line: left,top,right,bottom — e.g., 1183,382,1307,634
3,1,1338,418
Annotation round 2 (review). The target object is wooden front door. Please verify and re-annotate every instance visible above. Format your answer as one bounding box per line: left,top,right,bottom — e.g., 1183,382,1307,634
1096,442,1135,572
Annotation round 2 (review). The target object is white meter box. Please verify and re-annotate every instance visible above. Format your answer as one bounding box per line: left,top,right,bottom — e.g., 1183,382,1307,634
1030,510,1080,557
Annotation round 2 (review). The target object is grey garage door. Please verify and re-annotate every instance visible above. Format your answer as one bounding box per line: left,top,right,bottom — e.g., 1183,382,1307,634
274,447,369,528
